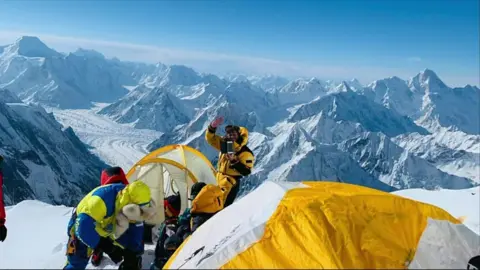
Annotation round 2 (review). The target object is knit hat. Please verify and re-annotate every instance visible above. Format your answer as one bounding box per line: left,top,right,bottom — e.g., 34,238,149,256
164,194,181,217
101,166,128,185
189,182,207,201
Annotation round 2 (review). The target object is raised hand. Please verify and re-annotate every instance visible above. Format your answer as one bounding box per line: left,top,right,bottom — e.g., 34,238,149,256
210,116,224,128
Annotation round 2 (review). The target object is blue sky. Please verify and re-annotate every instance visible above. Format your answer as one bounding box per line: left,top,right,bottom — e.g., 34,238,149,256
0,0,478,86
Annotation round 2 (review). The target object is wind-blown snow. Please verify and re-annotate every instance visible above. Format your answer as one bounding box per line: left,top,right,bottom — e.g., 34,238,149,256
45,103,162,170
0,185,477,269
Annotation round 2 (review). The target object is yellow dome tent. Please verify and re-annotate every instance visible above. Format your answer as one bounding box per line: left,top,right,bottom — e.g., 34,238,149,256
126,144,218,225
164,181,480,269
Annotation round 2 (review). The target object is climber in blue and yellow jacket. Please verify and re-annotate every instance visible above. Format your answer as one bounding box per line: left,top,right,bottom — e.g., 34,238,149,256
63,180,152,270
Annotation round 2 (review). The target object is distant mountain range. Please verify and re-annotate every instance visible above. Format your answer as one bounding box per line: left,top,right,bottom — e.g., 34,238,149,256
1,35,478,205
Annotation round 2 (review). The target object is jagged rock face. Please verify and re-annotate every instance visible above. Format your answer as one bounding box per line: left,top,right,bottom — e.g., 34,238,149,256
0,94,107,206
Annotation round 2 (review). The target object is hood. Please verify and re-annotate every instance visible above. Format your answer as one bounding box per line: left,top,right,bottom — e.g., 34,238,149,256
115,181,152,215
233,126,249,151
190,184,224,214
101,167,129,185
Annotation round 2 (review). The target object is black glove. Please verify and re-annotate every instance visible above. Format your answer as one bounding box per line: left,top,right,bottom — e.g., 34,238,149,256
96,237,123,264
105,245,124,264
119,249,142,270
0,224,6,242
96,237,114,252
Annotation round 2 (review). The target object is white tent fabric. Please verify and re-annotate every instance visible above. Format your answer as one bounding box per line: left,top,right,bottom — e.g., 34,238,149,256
166,181,305,269
126,144,217,225
410,218,480,269
165,180,480,269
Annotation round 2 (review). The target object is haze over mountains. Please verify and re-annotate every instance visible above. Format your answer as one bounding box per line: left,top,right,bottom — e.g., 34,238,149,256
1,36,478,205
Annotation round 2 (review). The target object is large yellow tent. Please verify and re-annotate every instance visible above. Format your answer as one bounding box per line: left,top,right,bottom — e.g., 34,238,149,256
126,144,218,225
164,180,480,269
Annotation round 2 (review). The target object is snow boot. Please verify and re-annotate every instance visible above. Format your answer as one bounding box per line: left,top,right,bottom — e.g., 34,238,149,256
468,255,480,269
91,248,104,266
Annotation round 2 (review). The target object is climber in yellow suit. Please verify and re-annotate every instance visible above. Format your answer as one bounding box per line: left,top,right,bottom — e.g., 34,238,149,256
205,116,255,207
63,181,152,270
150,178,238,269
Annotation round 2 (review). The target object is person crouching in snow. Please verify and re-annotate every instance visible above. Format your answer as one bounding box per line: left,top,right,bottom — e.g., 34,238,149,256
63,180,152,270
149,194,181,270
91,166,129,266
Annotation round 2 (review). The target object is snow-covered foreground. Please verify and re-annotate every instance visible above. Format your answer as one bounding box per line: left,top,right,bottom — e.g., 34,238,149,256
0,200,156,269
0,185,478,269
45,104,162,170
393,186,480,234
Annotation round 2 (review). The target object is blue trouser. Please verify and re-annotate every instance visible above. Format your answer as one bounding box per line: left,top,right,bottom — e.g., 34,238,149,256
63,211,93,269
116,222,145,254
63,212,144,269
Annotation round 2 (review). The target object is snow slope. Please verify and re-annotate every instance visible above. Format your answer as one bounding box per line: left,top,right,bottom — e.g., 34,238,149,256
0,185,478,269
393,186,480,234
0,200,156,269
45,103,162,170
0,94,107,205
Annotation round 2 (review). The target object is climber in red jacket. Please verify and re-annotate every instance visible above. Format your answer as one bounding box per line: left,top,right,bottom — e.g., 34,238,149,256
0,155,7,242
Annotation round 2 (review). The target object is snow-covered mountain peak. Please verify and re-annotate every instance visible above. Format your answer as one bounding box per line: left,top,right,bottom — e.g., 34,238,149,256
271,77,330,106
72,48,106,59
368,76,408,91
226,74,249,83
350,78,361,84
334,81,353,92
346,78,364,91
202,73,227,88
97,84,191,131
4,36,61,58
161,65,202,86
242,74,290,92
339,131,476,190
409,68,448,92
288,90,429,137
306,76,323,84
224,79,265,96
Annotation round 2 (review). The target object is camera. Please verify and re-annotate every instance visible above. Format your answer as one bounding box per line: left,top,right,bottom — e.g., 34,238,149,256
221,140,234,154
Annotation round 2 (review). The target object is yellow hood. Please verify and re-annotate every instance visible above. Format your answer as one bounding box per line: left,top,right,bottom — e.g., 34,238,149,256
115,181,151,215
190,184,224,214
233,126,249,151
